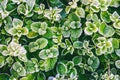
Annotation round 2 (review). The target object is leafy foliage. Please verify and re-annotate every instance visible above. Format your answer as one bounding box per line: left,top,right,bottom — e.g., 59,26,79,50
0,0,120,80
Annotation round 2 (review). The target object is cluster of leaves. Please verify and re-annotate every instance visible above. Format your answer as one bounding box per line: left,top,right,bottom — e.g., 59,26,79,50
0,0,120,80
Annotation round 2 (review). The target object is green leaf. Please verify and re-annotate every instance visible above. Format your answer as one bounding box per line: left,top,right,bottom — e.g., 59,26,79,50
69,68,77,79
49,0,63,7
81,0,89,5
113,20,120,29
0,56,5,68
115,60,120,69
20,77,28,80
70,28,82,38
99,23,115,37
43,28,53,38
110,11,119,21
1,0,8,9
26,74,35,80
67,61,74,70
27,31,38,38
12,18,23,27
9,27,18,35
0,73,10,80
84,22,98,35
37,72,46,80
39,48,59,59
87,56,100,69
90,5,99,12
72,56,82,65
62,30,70,37
38,22,47,35
68,13,80,21
115,49,120,57
84,27,93,35
6,56,14,64
39,49,48,59
29,42,39,52
20,74,36,80
44,58,57,71
25,60,35,73
31,22,41,33
36,38,48,49
26,0,35,11
22,27,29,35
111,38,119,49
73,41,83,49
0,45,7,52
75,7,85,18
57,62,67,75
12,62,26,76
103,25,115,37
18,54,28,62
99,22,106,35
100,11,111,23
17,4,26,14
65,6,71,14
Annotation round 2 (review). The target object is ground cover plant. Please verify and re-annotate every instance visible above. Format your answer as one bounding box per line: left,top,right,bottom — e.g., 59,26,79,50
0,0,120,80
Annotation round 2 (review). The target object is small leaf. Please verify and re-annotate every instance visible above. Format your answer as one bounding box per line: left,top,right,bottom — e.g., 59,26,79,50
68,13,80,21
65,6,71,14
18,54,28,62
31,22,41,33
69,68,77,79
27,31,38,38
57,62,67,75
75,7,85,18
99,22,106,35
9,28,17,36
12,18,23,27
12,62,26,76
115,60,120,69
22,27,29,35
29,42,39,52
81,0,89,5
88,56,100,69
0,45,7,52
43,28,53,38
100,11,111,23
17,4,26,14
36,38,48,49
25,60,35,74
1,0,8,9
72,56,82,65
44,58,57,71
67,61,74,70
103,25,115,37
39,48,59,59
0,56,5,68
111,38,119,49
37,72,46,80
6,56,14,64
62,30,70,37
84,27,93,35
0,73,10,80
26,0,35,11
110,11,119,21
115,49,120,57
90,5,99,12
73,41,83,49
70,28,82,38
113,20,120,29
39,49,48,59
